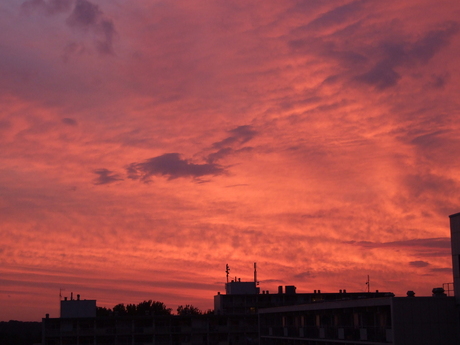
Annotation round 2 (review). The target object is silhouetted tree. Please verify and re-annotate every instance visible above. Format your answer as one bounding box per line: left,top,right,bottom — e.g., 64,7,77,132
126,303,137,315
96,306,112,317
176,304,202,315
98,300,172,316
139,300,172,315
113,303,127,315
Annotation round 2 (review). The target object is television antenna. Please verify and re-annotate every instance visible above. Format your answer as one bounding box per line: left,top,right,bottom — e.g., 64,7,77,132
226,264,230,283
365,275,370,293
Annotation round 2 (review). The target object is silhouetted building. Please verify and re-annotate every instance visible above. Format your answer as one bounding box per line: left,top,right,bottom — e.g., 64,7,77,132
42,284,394,345
259,292,459,344
60,294,96,318
450,212,460,304
40,212,460,345
215,282,393,315
42,312,258,345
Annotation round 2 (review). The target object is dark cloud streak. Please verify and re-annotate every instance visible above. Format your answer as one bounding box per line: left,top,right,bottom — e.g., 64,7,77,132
127,153,225,182
303,0,367,32
345,237,450,249
212,125,258,149
289,16,459,90
207,125,257,163
62,117,77,126
409,260,429,268
356,21,459,89
93,169,123,185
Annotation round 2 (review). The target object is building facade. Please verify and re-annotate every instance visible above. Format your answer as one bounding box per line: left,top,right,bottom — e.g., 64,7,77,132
42,313,258,345
259,294,460,345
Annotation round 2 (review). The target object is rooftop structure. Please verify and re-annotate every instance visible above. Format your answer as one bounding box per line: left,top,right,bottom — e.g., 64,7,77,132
60,294,96,319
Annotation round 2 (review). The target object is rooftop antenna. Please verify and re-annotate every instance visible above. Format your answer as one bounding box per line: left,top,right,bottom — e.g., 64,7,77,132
365,275,370,293
226,264,230,283
254,262,259,285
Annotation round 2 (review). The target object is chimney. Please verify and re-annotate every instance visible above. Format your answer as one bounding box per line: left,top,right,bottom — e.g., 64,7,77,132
449,212,460,304
285,286,296,294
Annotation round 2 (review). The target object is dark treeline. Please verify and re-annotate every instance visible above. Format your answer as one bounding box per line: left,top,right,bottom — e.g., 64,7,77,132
0,321,41,345
0,301,213,345
96,300,213,316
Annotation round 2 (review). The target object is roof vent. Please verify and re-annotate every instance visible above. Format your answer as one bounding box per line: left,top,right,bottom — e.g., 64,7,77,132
432,287,446,297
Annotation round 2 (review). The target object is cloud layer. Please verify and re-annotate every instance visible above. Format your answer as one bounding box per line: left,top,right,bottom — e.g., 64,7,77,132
0,0,459,321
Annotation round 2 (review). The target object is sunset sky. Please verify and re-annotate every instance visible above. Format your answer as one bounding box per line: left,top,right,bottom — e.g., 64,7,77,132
1,0,460,321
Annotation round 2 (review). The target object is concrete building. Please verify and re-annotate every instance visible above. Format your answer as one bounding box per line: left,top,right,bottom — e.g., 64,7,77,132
258,291,459,344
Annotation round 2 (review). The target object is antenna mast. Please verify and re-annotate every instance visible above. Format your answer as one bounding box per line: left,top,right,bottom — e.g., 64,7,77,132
226,264,230,283
366,275,370,293
254,262,258,285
